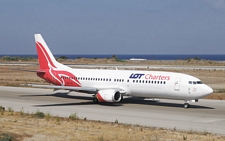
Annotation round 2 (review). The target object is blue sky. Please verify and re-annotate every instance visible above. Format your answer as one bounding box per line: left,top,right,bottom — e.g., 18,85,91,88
0,0,225,54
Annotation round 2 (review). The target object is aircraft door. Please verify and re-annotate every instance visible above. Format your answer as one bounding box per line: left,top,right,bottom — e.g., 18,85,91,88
174,78,180,91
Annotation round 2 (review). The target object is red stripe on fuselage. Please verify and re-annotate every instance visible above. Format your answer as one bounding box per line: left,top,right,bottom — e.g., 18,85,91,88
50,69,81,86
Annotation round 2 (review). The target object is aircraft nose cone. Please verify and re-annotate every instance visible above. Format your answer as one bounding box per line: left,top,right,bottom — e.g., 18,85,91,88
202,85,213,96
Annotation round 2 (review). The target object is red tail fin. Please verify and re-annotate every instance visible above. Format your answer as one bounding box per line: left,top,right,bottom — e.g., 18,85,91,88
35,34,58,70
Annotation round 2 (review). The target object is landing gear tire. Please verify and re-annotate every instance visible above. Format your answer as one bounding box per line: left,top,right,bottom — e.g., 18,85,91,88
184,103,190,109
93,97,99,104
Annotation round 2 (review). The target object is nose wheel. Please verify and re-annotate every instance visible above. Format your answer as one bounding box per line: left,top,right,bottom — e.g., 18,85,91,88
184,103,190,109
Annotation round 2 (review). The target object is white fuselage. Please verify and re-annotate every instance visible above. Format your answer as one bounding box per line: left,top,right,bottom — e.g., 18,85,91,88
34,34,213,108
61,68,212,101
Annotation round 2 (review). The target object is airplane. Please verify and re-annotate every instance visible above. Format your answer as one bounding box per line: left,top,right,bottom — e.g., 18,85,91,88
31,34,213,108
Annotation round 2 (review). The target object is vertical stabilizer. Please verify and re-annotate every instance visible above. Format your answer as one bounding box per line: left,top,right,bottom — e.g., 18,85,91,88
35,34,65,70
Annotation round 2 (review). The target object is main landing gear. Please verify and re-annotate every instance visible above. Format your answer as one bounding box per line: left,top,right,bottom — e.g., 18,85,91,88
184,103,190,109
93,96,99,103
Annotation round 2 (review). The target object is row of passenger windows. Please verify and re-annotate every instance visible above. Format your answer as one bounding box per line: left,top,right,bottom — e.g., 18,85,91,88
133,80,166,84
60,76,167,84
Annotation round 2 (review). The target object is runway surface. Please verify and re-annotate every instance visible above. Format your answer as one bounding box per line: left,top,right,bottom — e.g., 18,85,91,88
0,86,224,135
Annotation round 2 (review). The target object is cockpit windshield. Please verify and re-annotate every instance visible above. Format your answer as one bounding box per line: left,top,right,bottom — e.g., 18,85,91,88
188,81,203,85
197,81,202,84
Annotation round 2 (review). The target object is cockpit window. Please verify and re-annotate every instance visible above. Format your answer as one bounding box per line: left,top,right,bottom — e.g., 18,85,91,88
188,81,203,85
197,81,202,84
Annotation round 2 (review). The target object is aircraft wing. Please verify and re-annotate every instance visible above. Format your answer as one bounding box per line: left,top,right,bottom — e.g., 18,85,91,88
24,84,97,93
24,84,124,94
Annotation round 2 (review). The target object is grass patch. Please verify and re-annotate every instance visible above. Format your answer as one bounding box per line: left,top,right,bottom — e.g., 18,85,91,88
45,112,52,121
7,107,14,116
34,110,45,119
0,109,224,141
19,108,24,116
0,106,5,111
7,107,13,112
0,106,5,115
55,115,60,125
215,89,225,93
205,93,225,100
69,113,79,121
0,133,14,141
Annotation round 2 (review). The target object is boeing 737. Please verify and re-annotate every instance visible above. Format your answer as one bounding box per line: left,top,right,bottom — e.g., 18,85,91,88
32,34,213,108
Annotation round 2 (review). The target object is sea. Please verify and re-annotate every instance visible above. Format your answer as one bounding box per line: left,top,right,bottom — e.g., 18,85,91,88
0,54,225,61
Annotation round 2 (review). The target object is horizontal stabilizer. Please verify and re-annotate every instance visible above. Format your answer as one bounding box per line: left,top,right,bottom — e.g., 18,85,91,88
7,68,45,73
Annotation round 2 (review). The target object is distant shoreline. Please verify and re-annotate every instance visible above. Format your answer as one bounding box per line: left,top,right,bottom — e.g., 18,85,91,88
0,54,225,61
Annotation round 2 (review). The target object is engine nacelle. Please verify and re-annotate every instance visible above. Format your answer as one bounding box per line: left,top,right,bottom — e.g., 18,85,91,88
96,89,122,102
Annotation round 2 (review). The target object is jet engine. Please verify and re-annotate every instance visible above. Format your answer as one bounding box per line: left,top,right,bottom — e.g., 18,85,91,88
95,89,122,102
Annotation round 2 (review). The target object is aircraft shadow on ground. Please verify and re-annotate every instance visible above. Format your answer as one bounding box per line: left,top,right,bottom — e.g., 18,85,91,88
20,92,214,109
122,97,215,109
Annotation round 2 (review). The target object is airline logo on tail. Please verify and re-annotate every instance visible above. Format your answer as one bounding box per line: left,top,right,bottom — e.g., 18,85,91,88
35,34,81,87
36,41,56,69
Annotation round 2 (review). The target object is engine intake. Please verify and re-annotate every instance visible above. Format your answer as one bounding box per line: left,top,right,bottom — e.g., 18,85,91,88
96,89,122,102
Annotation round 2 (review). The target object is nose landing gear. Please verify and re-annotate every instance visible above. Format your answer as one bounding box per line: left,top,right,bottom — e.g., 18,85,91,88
183,99,198,109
